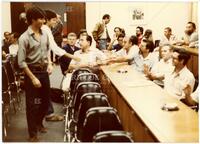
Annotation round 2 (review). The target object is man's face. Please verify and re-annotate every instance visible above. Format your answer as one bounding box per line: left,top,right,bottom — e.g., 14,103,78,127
32,18,45,28
185,23,195,35
79,35,89,50
48,17,57,28
123,37,130,50
4,32,11,40
9,34,15,44
164,29,171,37
139,41,148,53
104,18,111,24
67,36,77,46
160,46,171,61
136,28,142,36
172,52,180,66
114,28,121,36
118,37,124,46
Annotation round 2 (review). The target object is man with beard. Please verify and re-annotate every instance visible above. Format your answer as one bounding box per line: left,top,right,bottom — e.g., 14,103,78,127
177,22,198,47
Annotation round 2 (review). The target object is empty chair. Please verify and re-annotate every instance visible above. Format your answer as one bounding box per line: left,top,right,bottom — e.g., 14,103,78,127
73,73,100,91
93,131,134,142
69,68,92,96
76,93,110,136
81,107,123,142
73,82,102,113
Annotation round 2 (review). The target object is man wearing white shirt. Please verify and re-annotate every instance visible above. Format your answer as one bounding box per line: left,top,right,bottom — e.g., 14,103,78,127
164,48,195,100
108,36,139,64
133,39,158,73
42,10,79,121
69,34,107,71
144,45,174,86
159,27,176,46
42,10,79,62
9,32,20,56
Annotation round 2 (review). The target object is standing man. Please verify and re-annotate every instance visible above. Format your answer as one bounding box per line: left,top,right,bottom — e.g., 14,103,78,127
92,14,111,50
18,7,53,142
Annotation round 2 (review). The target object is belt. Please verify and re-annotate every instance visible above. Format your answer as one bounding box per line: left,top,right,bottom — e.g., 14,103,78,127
28,64,48,72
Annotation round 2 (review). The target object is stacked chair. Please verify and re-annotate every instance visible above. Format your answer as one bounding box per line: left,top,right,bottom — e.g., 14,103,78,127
2,55,22,139
64,68,134,142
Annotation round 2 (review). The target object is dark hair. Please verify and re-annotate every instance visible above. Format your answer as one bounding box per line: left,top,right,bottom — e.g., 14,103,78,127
144,29,152,38
173,48,191,65
142,39,154,52
187,22,196,30
102,14,110,19
78,29,87,38
45,10,57,20
117,33,125,40
86,35,92,46
129,35,138,45
114,27,121,32
26,7,46,25
4,31,10,36
165,27,172,32
136,26,144,34
11,32,20,39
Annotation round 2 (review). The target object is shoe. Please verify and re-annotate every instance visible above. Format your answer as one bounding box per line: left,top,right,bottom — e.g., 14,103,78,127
37,126,47,133
28,136,39,142
45,115,64,121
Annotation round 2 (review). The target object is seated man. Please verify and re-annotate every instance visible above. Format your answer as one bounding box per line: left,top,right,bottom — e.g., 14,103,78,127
107,33,125,51
68,34,107,72
164,48,195,100
132,39,158,73
107,35,139,64
144,44,174,86
159,27,176,46
176,22,198,48
136,26,144,46
59,32,80,75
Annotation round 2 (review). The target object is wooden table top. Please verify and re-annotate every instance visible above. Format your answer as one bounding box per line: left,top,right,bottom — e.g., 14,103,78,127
101,63,199,142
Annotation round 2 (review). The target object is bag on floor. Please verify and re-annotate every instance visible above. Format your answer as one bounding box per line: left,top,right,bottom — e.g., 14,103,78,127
50,88,64,104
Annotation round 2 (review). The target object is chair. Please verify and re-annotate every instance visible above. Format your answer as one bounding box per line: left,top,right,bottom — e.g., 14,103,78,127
77,93,110,130
73,82,102,113
81,107,123,142
93,131,134,142
72,73,100,97
154,40,160,48
4,60,21,109
69,68,92,96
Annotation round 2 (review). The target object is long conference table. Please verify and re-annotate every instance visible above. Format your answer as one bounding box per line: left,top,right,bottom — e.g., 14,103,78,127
99,63,199,142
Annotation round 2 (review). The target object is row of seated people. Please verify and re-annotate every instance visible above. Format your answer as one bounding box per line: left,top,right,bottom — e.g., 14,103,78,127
64,68,134,142
60,34,198,110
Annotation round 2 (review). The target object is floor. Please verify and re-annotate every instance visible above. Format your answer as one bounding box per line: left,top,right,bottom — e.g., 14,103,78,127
3,65,66,142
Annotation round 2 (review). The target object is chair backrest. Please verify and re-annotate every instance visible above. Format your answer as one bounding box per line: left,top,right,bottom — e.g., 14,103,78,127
69,68,91,95
93,131,134,142
73,82,102,112
81,107,123,142
5,60,16,84
2,65,9,91
154,40,160,48
77,93,110,132
72,73,100,95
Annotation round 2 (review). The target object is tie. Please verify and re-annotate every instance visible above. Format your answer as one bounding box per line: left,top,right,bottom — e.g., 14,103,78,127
105,25,111,42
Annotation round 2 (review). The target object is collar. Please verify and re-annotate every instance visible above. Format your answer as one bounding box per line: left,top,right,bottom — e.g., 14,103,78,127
172,66,187,77
27,26,43,36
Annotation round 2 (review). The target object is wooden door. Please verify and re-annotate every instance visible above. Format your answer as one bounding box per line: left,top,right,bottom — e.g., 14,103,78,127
65,2,86,35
